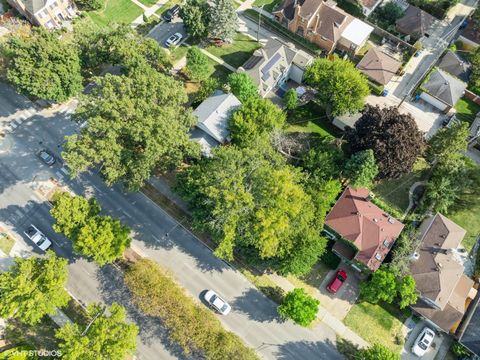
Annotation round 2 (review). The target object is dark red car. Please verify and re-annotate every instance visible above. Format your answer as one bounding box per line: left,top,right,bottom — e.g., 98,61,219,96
326,269,347,294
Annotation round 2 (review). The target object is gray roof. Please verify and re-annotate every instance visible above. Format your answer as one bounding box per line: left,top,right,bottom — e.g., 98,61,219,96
459,293,480,356
396,5,436,38
192,90,241,144
240,38,313,96
356,47,401,85
423,69,467,107
24,0,48,14
438,50,470,82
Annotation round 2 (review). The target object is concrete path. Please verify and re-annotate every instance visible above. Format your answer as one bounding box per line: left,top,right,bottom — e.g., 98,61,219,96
199,48,237,72
130,0,166,28
404,181,426,218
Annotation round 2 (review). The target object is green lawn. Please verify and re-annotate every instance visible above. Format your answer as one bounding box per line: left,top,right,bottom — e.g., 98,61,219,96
0,232,15,255
88,0,144,27
205,32,261,69
169,45,188,64
372,159,429,215
252,0,283,12
344,301,411,353
287,101,342,139
206,58,233,85
138,0,157,6
454,98,480,124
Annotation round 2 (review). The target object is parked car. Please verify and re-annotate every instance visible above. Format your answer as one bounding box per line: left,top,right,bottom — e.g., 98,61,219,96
165,33,183,47
24,225,52,251
38,149,56,166
411,327,435,357
163,4,180,22
326,269,347,294
204,290,231,315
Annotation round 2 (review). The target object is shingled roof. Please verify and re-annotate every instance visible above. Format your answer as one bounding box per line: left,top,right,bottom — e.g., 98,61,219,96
422,69,467,107
438,50,470,82
325,187,404,271
396,5,436,38
356,47,401,85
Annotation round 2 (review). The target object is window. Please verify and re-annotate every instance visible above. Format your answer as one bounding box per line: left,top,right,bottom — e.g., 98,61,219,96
375,253,382,261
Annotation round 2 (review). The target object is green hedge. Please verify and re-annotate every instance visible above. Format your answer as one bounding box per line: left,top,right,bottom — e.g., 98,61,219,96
370,195,403,219
244,9,323,56
368,80,385,96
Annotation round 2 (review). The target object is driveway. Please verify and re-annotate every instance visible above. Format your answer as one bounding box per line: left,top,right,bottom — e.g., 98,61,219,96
401,319,450,360
316,263,361,320
148,17,187,48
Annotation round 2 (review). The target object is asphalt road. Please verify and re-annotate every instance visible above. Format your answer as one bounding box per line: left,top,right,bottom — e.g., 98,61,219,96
0,86,342,359
148,18,187,48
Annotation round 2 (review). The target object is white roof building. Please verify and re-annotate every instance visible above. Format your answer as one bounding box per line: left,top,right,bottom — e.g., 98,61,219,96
340,19,374,49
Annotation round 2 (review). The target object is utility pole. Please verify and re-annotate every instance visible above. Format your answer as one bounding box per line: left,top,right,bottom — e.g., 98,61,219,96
81,307,105,336
257,5,264,43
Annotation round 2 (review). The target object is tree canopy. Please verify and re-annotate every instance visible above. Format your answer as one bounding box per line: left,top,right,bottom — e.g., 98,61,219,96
75,0,103,11
277,288,319,327
227,73,259,103
63,64,197,190
185,46,210,81
51,192,131,265
426,121,469,164
181,0,210,39
346,105,425,179
4,28,82,102
176,144,327,275
344,149,378,189
229,98,285,146
0,252,69,324
304,58,369,116
358,343,400,360
208,0,238,42
283,88,298,111
56,303,138,360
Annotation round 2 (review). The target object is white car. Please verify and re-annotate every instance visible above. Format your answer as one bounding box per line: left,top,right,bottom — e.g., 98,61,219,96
204,290,231,315
24,225,52,251
411,327,435,357
165,33,183,47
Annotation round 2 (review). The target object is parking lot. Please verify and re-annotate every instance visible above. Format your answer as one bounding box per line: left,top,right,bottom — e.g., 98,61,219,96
147,17,187,48
401,319,450,360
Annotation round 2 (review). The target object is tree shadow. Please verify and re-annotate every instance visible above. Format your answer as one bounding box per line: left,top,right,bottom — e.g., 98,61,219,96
273,338,342,360
230,287,284,323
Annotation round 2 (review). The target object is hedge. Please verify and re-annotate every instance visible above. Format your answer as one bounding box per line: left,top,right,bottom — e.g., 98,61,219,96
243,9,323,56
368,80,385,96
124,259,259,360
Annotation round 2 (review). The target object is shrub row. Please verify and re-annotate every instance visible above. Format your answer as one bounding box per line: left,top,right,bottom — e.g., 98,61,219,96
368,80,385,96
124,259,259,360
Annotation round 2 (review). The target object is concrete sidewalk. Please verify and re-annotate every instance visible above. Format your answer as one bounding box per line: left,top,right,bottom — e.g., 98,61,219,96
199,48,237,72
146,176,370,348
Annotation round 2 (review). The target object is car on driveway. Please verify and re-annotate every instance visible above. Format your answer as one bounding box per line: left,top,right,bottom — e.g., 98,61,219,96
326,269,347,294
38,149,56,166
411,326,435,357
204,290,231,315
163,4,180,22
24,225,52,251
165,33,183,47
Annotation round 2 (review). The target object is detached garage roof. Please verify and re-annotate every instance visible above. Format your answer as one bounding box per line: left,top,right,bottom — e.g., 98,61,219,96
356,47,401,85
423,69,467,107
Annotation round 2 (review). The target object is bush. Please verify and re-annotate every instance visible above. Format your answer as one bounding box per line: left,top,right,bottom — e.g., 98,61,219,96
474,248,480,280
320,248,341,269
451,341,472,358
368,80,385,96
125,259,259,359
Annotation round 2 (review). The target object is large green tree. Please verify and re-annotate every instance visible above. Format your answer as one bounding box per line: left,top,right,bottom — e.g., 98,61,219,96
4,28,82,102
181,0,210,39
344,149,378,189
283,88,298,111
56,303,138,360
63,64,197,190
360,267,398,304
185,46,211,81
227,73,259,102
346,105,425,179
75,0,103,10
426,121,469,163
397,275,418,309
0,252,69,324
208,0,238,42
277,288,319,327
304,58,369,116
177,144,326,274
229,98,285,146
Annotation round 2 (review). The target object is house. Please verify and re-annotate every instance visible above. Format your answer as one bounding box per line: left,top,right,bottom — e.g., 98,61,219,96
420,69,467,112
458,19,480,49
438,50,470,82
7,0,77,29
238,38,313,98
356,47,401,85
410,213,477,333
396,5,436,40
324,187,404,272
190,90,241,157
272,0,373,54
457,292,480,357
357,0,383,17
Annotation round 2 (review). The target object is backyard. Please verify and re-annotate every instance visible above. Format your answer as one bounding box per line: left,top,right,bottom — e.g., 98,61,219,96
287,101,342,139
252,0,283,12
372,159,430,215
88,0,144,27
344,301,411,353
205,32,261,69
454,98,480,123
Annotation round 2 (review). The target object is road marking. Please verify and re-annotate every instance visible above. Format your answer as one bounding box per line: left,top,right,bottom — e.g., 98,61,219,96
26,121,32,126
10,123,17,129
55,171,64,181
14,209,23,218
15,118,23,125
122,210,133,219
60,167,69,175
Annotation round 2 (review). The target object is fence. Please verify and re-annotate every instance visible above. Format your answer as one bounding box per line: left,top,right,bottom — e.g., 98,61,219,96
464,89,480,106
363,18,416,55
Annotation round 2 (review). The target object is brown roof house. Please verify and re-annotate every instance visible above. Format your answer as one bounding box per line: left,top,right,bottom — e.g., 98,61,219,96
410,213,477,333
356,47,402,85
396,5,437,40
324,187,404,272
7,0,77,29
357,0,382,17
459,18,480,49
273,0,373,54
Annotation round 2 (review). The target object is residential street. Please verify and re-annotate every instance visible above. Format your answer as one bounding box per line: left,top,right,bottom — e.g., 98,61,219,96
0,87,341,359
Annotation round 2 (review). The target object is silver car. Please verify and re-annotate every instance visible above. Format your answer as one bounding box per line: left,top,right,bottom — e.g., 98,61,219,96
165,33,183,47
204,290,231,315
38,149,56,166
24,225,52,251
411,327,435,357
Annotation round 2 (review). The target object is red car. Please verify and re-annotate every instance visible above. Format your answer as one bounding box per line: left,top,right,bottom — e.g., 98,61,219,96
327,269,347,294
